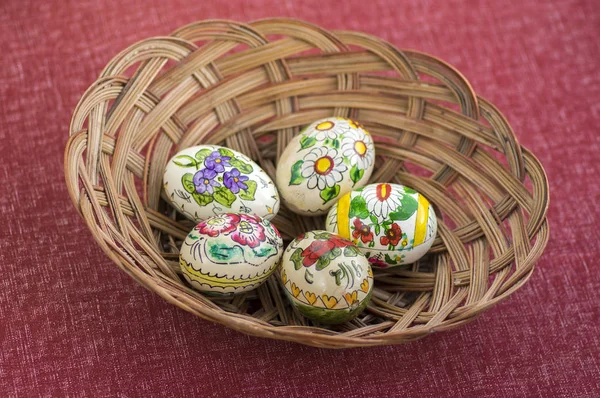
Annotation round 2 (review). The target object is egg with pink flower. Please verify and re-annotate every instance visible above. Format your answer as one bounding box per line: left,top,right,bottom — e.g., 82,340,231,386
279,230,373,324
163,145,280,222
180,213,284,294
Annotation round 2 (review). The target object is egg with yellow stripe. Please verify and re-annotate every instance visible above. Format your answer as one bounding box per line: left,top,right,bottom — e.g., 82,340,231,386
326,183,437,267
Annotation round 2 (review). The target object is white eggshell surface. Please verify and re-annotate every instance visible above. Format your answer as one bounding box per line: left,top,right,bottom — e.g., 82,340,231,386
276,117,375,215
180,213,283,294
164,145,279,222
326,183,437,267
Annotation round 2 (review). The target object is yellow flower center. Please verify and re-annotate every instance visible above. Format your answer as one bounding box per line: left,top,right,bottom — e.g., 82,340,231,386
354,140,367,156
402,239,408,247
207,218,225,226
204,179,210,185
314,156,334,175
234,177,239,182
215,158,221,163
377,183,391,201
238,220,253,234
316,121,334,130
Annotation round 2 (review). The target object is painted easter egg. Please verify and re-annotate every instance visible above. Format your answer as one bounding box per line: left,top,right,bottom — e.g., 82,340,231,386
326,183,437,267
280,230,373,324
179,213,283,294
164,145,280,222
276,117,375,215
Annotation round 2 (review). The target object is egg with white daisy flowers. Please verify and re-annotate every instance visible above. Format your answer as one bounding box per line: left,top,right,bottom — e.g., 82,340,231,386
326,183,438,267
276,117,375,215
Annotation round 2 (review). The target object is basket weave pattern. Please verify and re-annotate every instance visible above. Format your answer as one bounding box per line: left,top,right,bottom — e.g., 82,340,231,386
64,19,549,348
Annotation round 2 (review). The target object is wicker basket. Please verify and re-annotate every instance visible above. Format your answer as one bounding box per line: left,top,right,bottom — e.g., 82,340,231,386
64,18,549,348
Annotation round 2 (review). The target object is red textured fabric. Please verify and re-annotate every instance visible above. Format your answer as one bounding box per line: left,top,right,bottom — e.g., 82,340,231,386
1,0,599,396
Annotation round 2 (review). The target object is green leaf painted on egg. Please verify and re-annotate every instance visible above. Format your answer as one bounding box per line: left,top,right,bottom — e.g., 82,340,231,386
207,241,245,262
403,186,416,194
229,158,254,174
173,155,197,168
191,192,213,207
181,173,196,193
350,164,364,186
329,247,342,261
384,253,396,265
389,194,418,221
289,160,305,185
321,138,340,149
323,138,341,149
194,148,213,162
320,184,340,204
312,231,332,240
300,135,317,150
343,245,359,257
213,187,236,208
253,245,276,258
217,147,235,158
315,255,331,271
239,180,257,201
290,248,303,270
349,196,369,219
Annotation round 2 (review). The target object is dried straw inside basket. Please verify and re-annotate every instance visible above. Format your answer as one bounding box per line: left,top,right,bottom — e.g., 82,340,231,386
64,18,549,348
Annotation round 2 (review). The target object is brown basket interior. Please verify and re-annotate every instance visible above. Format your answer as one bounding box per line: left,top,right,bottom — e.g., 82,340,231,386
64,18,549,348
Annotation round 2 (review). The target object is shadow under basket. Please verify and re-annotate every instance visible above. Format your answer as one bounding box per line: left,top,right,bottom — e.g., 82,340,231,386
64,18,550,348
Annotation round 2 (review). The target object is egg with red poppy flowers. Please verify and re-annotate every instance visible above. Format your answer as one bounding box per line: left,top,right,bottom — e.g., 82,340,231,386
180,213,283,294
326,183,437,267
279,230,373,324
276,117,375,216
163,145,280,222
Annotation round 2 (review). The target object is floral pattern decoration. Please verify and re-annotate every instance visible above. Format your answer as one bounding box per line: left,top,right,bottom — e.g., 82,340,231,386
181,213,283,294
196,213,240,237
282,231,373,312
229,214,266,248
287,231,363,288
300,147,347,191
192,168,219,194
289,118,375,204
223,168,249,194
348,184,419,251
352,218,374,244
299,234,354,267
380,222,402,247
364,251,406,269
173,147,258,209
341,127,373,171
193,213,270,250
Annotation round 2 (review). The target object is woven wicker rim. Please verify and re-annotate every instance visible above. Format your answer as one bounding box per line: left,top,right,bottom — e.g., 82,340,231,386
64,18,550,348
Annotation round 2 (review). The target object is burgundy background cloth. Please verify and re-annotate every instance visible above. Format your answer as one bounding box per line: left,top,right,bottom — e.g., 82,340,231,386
1,0,599,396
